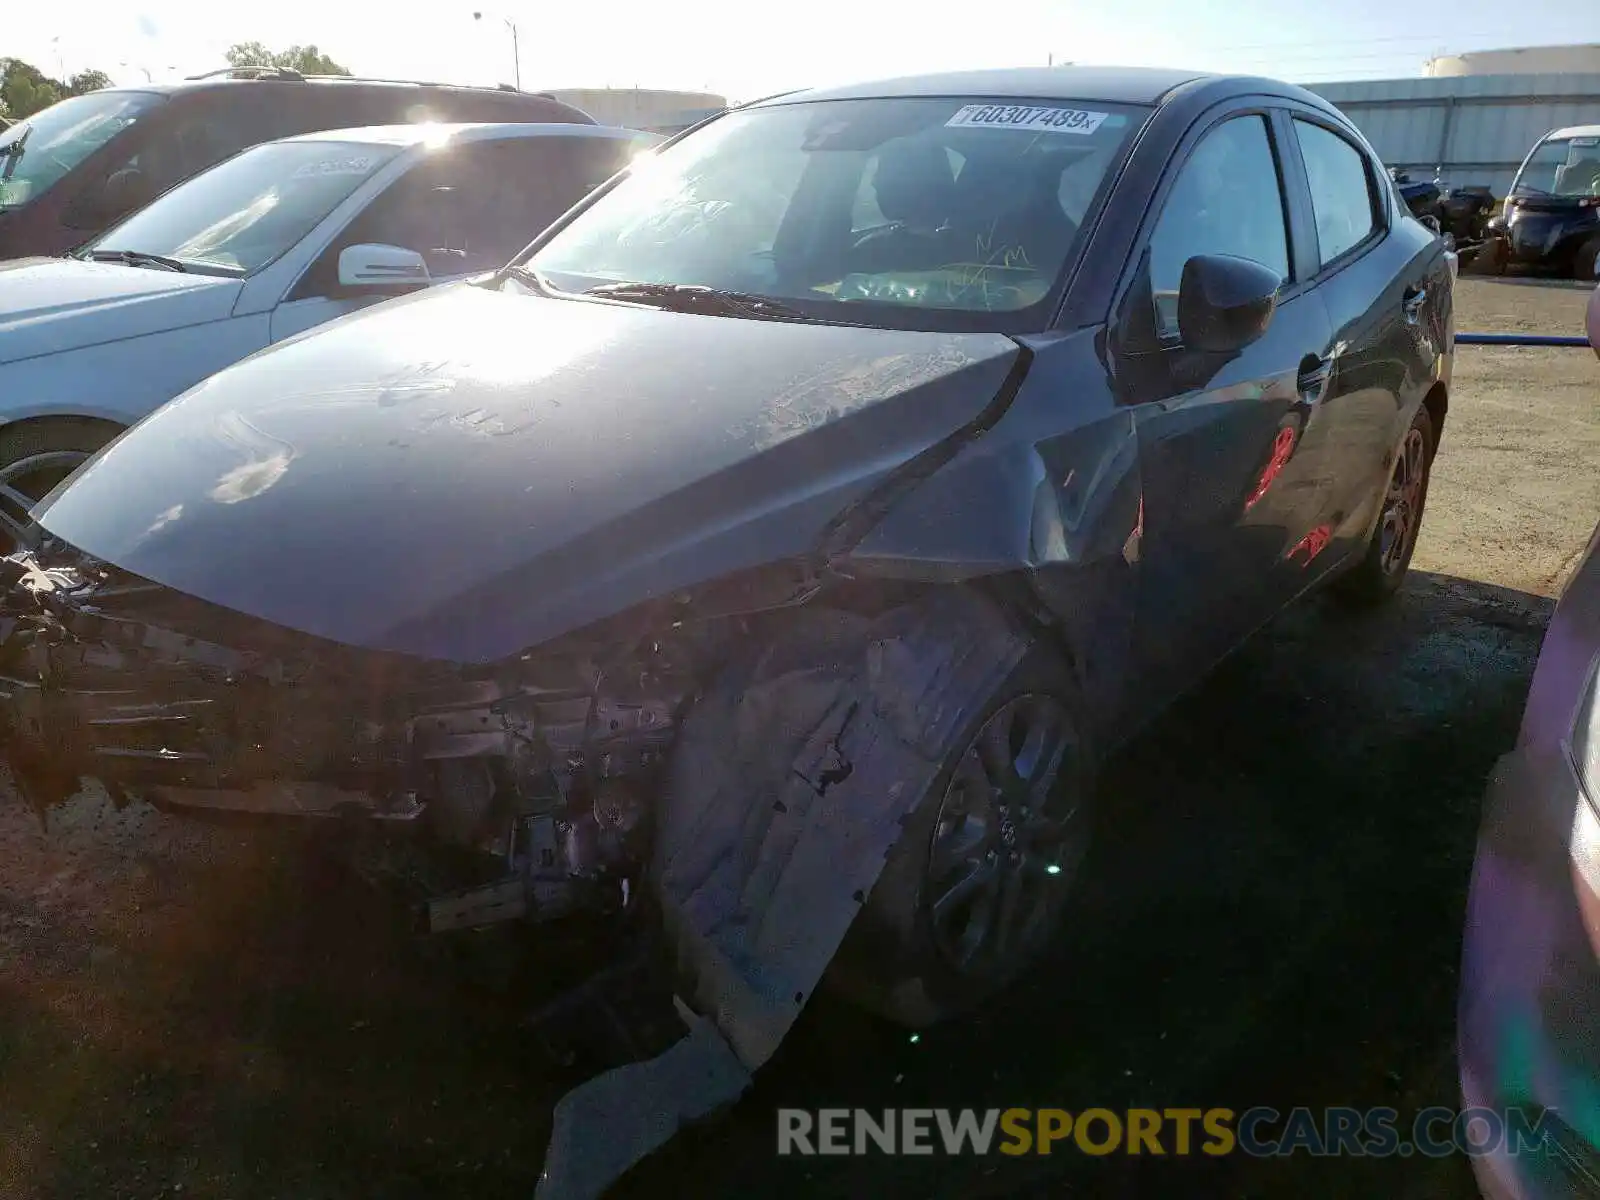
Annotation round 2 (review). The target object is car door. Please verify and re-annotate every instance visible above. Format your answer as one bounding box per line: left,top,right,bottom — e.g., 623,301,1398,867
269,136,635,342
1277,108,1448,574
1109,108,1337,706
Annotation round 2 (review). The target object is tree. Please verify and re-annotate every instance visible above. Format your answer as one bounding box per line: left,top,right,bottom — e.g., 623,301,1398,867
67,70,112,94
225,42,351,76
0,59,113,120
0,59,62,121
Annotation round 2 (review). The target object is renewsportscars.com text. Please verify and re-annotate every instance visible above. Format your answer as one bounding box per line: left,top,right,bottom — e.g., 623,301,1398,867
776,1106,1552,1158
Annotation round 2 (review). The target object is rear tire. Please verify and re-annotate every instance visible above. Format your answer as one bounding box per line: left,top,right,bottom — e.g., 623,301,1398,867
1331,405,1435,608
1575,235,1600,283
0,419,121,549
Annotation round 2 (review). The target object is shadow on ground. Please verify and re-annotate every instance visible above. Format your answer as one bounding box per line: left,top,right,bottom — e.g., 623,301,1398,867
0,570,1553,1198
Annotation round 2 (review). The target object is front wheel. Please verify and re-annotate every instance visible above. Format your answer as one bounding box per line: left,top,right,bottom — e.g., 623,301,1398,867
1331,405,1436,608
657,591,1097,1035
831,664,1094,1026
0,419,121,550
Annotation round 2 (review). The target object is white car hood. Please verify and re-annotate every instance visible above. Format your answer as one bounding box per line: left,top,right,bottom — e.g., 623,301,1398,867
0,257,242,367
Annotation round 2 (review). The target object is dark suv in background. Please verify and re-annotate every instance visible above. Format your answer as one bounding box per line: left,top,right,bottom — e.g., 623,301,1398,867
0,67,594,258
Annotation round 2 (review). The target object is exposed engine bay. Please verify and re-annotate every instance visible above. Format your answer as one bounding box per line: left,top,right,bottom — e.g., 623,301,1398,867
0,538,1039,1200
0,537,752,933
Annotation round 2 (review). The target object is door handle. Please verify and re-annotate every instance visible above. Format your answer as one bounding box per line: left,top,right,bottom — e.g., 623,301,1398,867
1296,353,1332,404
1402,285,1427,322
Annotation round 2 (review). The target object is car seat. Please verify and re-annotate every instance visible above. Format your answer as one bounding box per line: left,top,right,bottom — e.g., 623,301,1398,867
849,139,959,274
1557,158,1600,196
945,152,1079,274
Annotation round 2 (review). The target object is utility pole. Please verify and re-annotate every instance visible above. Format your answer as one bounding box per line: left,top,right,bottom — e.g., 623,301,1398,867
473,11,521,90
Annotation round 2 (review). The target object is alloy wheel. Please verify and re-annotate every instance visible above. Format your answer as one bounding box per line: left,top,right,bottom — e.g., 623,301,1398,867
925,693,1084,976
0,449,91,547
1379,427,1427,576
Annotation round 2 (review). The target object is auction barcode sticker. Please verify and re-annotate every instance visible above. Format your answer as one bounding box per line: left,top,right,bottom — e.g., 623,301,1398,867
945,104,1109,134
292,156,376,178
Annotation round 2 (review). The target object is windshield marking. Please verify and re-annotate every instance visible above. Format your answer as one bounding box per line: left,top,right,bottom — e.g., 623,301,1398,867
944,104,1110,134
291,156,378,178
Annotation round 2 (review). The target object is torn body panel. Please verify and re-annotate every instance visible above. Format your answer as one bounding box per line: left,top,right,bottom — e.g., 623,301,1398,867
836,327,1146,735
538,592,1034,1200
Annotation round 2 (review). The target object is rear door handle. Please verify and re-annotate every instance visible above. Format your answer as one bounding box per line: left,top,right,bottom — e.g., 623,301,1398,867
1297,353,1332,403
1403,285,1427,322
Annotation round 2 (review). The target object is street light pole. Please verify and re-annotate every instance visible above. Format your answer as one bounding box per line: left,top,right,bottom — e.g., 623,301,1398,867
473,11,521,90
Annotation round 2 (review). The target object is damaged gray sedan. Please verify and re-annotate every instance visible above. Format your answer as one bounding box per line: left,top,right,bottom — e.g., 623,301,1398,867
0,65,1454,1197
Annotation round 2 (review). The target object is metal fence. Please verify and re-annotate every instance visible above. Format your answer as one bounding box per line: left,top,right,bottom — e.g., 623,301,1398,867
1308,73,1600,197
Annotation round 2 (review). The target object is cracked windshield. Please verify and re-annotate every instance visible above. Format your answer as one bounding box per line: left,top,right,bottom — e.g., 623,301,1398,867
530,96,1139,322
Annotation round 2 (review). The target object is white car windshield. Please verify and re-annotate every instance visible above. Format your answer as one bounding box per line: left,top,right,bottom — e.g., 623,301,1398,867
0,91,164,208
1513,136,1600,198
87,140,404,275
527,96,1143,330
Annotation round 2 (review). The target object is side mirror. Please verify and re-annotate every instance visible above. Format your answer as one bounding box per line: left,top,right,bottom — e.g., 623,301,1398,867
1176,253,1281,354
1419,214,1442,236
337,243,431,291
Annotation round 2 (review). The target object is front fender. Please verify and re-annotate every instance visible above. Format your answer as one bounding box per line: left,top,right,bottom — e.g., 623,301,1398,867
830,327,1143,728
0,316,271,428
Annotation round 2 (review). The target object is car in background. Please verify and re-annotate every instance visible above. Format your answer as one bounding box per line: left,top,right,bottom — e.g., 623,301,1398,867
0,68,594,259
0,66,1453,1197
1391,169,1497,250
0,121,654,528
1479,125,1600,280
1458,290,1600,1200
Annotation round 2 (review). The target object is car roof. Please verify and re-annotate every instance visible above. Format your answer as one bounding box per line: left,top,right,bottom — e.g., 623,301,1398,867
278,122,650,148
72,79,597,126
1547,124,1600,142
754,66,1212,108
92,77,565,100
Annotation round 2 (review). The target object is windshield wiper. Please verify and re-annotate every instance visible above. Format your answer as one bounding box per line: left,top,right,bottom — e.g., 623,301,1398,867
0,125,29,182
494,263,553,293
582,281,811,322
88,249,189,273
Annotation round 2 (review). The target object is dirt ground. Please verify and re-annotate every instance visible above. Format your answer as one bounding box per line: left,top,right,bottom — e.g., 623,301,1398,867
0,278,1596,1200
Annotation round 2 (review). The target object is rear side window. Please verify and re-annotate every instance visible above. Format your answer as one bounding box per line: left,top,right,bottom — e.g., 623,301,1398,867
1146,115,1290,340
1292,119,1378,266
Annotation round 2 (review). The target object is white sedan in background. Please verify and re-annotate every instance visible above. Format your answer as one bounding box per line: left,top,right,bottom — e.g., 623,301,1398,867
0,121,655,536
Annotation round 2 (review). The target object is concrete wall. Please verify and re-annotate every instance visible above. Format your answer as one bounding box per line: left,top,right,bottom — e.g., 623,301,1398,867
1427,45,1600,78
542,88,725,133
1308,73,1600,197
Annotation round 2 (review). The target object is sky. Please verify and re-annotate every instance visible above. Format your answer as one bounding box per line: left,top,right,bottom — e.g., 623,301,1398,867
6,0,1600,103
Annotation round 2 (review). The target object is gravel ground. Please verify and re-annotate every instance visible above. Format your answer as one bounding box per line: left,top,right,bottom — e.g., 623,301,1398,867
0,278,1596,1199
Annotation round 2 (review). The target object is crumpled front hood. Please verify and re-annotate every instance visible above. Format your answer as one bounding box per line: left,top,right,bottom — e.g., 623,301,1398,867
0,257,240,366
35,283,1022,662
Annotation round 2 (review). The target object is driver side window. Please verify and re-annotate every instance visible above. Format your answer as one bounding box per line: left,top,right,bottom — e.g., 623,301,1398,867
1147,115,1290,341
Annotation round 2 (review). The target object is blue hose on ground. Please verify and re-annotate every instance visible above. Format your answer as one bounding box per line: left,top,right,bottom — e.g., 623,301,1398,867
1456,332,1593,347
